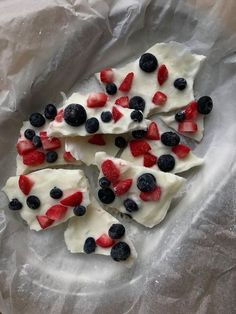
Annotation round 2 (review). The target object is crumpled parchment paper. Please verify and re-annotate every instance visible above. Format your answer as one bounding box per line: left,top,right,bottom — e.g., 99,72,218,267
0,0,236,313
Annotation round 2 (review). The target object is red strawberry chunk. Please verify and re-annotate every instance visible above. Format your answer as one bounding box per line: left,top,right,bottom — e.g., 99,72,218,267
41,136,61,151
96,233,115,248
172,144,191,158
100,68,114,83
113,178,133,196
55,109,64,122
18,175,34,195
16,140,35,156
45,204,68,220
60,191,83,206
178,121,198,133
63,151,76,162
101,159,120,183
118,72,134,92
39,131,47,137
23,151,45,166
184,101,198,120
112,106,123,122
88,134,106,145
143,153,157,167
140,186,161,201
145,122,160,140
157,64,168,85
87,93,108,108
115,96,129,108
152,91,167,106
36,215,54,229
129,139,151,157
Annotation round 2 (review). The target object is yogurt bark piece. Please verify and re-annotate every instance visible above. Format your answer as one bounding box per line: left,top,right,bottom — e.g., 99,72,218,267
95,152,185,228
2,169,90,231
65,197,137,265
95,42,205,118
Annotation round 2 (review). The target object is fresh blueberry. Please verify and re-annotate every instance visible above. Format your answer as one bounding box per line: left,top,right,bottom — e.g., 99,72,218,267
64,104,87,127
50,187,63,199
161,132,180,146
108,224,125,240
132,130,146,139
174,78,187,90
26,195,40,209
44,103,57,120
115,136,127,148
139,53,158,73
29,113,46,128
98,188,115,204
110,241,131,261
46,151,58,163
9,198,22,210
197,96,213,114
32,135,42,148
85,117,99,134
24,129,36,140
129,96,146,112
73,205,86,216
101,111,112,123
99,177,111,188
130,110,143,122
123,198,139,212
137,173,156,192
175,111,185,122
157,154,175,172
106,83,117,95
83,237,96,254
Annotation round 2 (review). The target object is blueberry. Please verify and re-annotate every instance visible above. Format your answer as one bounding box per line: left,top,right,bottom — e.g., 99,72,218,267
137,173,156,192
73,205,86,216
106,83,117,95
44,103,57,120
110,241,131,261
29,113,46,128
26,195,40,209
101,111,112,123
161,132,180,146
174,78,187,90
175,111,185,122
129,96,146,112
32,135,42,148
9,198,22,210
123,198,139,212
46,151,58,163
99,177,111,188
139,53,158,73
50,187,63,199
83,237,96,254
24,129,35,140
197,96,213,114
98,188,115,204
115,136,127,148
85,117,99,134
130,110,143,122
157,154,175,172
108,224,125,239
132,130,146,139
64,104,87,127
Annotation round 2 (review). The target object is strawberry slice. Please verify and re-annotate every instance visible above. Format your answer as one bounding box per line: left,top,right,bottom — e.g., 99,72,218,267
143,153,157,167
129,139,151,157
60,191,83,206
36,215,54,229
184,101,198,120
115,96,129,108
101,159,120,183
96,233,115,248
88,134,106,145
152,91,167,106
39,131,47,137
113,179,133,196
55,109,64,122
18,175,34,195
23,151,45,166
16,140,35,156
157,64,168,85
112,106,123,122
178,121,198,133
45,204,68,220
63,151,76,161
145,122,160,140
118,72,134,92
87,93,108,108
172,144,191,158
100,68,114,83
140,186,161,201
41,136,61,151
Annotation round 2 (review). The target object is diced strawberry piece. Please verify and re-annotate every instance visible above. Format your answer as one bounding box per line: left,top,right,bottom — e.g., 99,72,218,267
96,233,115,248
23,151,45,166
172,144,191,158
129,139,151,157
60,191,83,206
157,64,168,86
45,204,68,220
115,96,129,108
63,151,76,162
145,122,160,140
112,106,123,122
118,72,134,92
36,215,54,229
100,68,114,83
113,179,133,196
101,159,120,183
178,121,198,133
152,91,167,106
143,153,157,167
55,109,64,122
18,175,34,195
184,101,198,120
140,186,161,201
39,131,47,137
41,136,61,151
88,134,106,145
16,140,35,156
87,93,108,108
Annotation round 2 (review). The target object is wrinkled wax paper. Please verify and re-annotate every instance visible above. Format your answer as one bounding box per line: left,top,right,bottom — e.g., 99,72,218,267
0,0,236,313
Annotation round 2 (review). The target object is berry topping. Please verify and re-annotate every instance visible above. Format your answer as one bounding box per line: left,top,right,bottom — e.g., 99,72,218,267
23,151,45,166
115,136,127,148
40,135,61,151
87,93,108,108
132,130,146,139
36,215,54,229
146,122,160,140
110,241,131,261
108,224,125,239
73,205,86,216
101,159,120,183
85,117,99,134
197,96,213,114
63,151,75,162
60,191,83,206
157,64,168,85
112,106,123,122
172,144,191,158
96,234,115,248
44,104,57,120
184,101,198,120
124,198,139,212
26,195,40,209
137,173,157,192
18,175,34,195
50,187,63,199
9,198,22,210
46,151,58,163
140,186,161,201
175,111,185,122
16,140,35,156
54,109,64,122
129,139,151,157
130,110,143,122
178,121,198,133
129,96,145,112
100,68,114,83
118,72,134,92
99,177,111,188
64,104,87,126
46,204,67,220
98,188,115,204
106,83,117,95
143,153,157,167
174,78,187,90
113,179,133,196
152,91,167,106
139,53,158,73
84,237,96,254
157,154,175,172
29,113,46,128
32,135,42,148
88,134,106,145
115,96,129,108
101,111,112,123
161,132,180,146
24,129,35,140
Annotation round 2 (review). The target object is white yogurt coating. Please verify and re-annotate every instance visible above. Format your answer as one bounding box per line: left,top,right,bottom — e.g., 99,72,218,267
95,152,185,228
2,169,90,231
95,42,205,117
